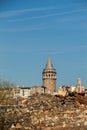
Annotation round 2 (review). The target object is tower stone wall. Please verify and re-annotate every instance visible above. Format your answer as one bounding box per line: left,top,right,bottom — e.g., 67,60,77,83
42,56,57,92
75,78,85,94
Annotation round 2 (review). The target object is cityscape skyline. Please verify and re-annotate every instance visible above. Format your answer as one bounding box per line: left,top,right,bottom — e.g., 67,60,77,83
0,0,87,89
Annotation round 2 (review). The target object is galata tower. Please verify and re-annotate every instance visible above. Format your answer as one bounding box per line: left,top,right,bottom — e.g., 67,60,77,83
42,56,57,92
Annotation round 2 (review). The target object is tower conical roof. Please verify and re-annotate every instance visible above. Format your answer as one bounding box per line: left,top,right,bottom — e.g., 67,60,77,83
45,56,54,70
77,78,82,85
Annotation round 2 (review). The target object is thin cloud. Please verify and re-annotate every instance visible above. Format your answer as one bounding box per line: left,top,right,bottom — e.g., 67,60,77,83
8,8,87,22
57,15,87,23
0,24,48,32
0,7,56,18
0,6,87,19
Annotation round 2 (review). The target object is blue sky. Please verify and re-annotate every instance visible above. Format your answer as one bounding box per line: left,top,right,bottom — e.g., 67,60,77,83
0,0,87,89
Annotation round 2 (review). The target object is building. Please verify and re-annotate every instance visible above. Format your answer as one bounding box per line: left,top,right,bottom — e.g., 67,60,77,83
13,86,31,98
13,86,48,98
30,86,47,95
85,89,87,96
58,85,74,97
42,56,57,92
57,78,85,97
58,86,68,97
75,78,85,94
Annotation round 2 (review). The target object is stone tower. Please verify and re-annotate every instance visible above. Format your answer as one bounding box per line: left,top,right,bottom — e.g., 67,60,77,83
75,78,85,94
42,56,57,92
